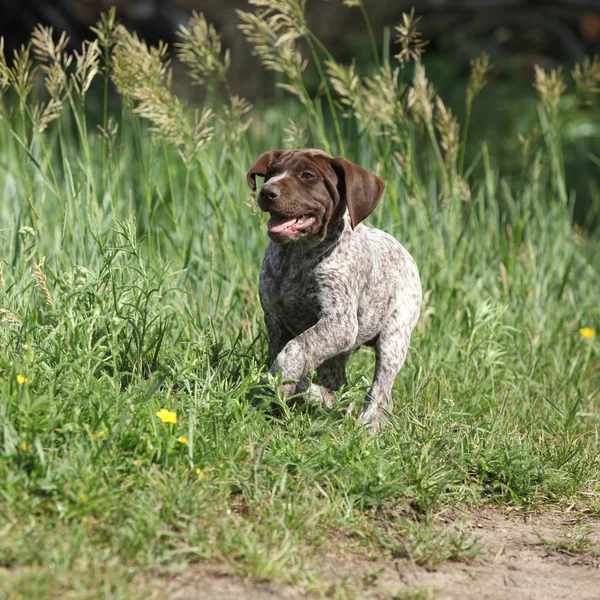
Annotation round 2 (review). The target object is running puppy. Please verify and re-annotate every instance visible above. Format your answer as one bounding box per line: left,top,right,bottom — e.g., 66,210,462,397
248,149,421,432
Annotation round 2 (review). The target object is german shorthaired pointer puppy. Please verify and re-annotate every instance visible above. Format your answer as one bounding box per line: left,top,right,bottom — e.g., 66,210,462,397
247,149,421,432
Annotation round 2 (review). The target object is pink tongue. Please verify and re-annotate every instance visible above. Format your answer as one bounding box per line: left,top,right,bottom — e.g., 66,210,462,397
267,215,299,233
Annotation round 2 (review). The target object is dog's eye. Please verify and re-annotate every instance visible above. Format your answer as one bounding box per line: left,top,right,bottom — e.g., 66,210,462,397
264,170,273,182
301,172,314,180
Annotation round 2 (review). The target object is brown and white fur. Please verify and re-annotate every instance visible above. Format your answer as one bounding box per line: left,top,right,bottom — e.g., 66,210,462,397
247,149,421,433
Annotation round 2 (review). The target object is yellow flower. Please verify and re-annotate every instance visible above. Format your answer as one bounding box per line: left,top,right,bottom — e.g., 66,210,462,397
195,468,206,478
21,442,29,451
17,375,28,385
156,409,177,424
579,328,595,339
79,494,89,503
92,430,107,440
177,436,189,445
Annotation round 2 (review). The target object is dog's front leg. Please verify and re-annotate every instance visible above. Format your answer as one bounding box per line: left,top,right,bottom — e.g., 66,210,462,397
269,312,358,399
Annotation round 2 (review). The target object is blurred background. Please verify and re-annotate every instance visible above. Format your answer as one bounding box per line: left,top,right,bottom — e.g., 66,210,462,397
2,0,600,223
3,1,600,96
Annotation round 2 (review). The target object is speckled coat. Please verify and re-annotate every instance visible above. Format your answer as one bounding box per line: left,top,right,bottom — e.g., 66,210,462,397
248,149,422,433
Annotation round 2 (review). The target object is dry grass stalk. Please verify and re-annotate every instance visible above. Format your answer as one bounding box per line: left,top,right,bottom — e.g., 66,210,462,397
0,309,21,328
0,42,36,102
326,59,362,112
112,25,214,164
96,116,119,149
72,40,100,95
362,64,407,142
394,9,428,65
572,56,600,101
30,25,74,131
534,65,566,121
283,117,309,148
327,59,408,145
33,257,55,309
435,96,460,168
221,95,253,149
176,11,231,87
467,52,491,106
408,63,435,125
0,39,8,93
91,8,118,53
517,124,539,156
237,1,308,104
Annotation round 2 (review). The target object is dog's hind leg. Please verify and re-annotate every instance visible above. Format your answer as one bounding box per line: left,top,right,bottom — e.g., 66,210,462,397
358,310,414,433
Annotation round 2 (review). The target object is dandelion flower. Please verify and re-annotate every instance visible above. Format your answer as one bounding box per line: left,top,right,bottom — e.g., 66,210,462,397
195,467,206,478
177,436,189,445
17,375,28,385
21,442,29,451
156,408,177,424
579,328,595,339
92,430,107,440
79,494,89,503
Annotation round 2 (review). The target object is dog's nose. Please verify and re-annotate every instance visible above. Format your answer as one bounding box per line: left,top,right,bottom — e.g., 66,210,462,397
257,185,280,211
262,186,280,201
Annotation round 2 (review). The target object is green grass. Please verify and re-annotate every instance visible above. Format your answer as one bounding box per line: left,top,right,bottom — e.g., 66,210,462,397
1,5,599,598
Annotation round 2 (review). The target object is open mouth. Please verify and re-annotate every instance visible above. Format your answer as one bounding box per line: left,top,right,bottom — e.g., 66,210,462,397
267,213,316,236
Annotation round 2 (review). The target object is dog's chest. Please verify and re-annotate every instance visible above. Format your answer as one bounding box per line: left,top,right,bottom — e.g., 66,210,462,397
259,248,326,334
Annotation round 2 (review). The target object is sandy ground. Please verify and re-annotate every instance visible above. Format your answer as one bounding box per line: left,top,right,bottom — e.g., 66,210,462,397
165,508,600,600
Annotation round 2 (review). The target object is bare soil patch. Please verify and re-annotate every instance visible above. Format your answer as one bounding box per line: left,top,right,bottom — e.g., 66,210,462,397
167,508,600,600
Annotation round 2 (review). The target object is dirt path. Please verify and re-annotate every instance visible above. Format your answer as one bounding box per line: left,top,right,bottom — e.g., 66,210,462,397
168,508,600,599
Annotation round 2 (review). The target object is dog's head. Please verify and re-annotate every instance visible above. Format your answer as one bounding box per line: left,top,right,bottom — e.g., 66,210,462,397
247,149,385,244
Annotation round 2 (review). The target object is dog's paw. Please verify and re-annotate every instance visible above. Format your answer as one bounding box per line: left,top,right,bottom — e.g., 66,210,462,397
358,403,383,435
305,383,336,409
269,341,306,382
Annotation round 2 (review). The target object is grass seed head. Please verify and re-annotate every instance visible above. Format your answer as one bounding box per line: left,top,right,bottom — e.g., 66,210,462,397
112,26,214,163
9,43,36,101
435,96,460,168
33,257,54,310
32,98,64,133
30,25,75,130
534,65,566,121
31,25,70,65
408,63,435,125
326,59,362,114
72,40,100,95
572,55,600,101
362,64,407,142
467,51,491,106
517,124,539,155
237,1,308,103
0,38,9,93
96,116,119,149
283,117,309,148
90,7,118,55
176,11,231,87
221,95,253,150
394,9,428,65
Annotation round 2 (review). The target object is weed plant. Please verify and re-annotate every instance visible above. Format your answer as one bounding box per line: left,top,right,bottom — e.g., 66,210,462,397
0,3,599,597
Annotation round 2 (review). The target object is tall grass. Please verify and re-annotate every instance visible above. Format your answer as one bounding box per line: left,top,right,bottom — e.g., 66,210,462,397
0,3,599,598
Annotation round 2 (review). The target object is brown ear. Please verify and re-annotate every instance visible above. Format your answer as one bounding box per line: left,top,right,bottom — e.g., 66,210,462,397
331,157,385,228
246,150,284,191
